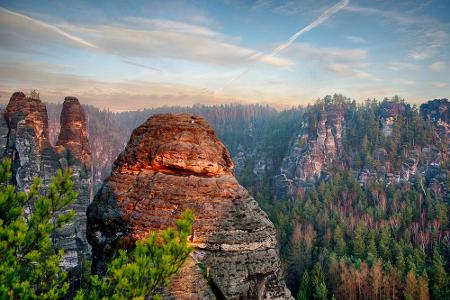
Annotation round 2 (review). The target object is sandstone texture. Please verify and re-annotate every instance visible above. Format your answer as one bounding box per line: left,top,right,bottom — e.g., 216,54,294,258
0,92,92,271
276,99,449,200
87,114,292,299
55,96,93,268
2,92,60,189
276,108,344,198
379,101,405,137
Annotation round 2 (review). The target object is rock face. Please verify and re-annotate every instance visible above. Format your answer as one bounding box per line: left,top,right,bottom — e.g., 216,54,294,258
2,92,60,190
276,99,449,200
379,101,405,137
0,92,92,271
420,99,450,198
87,114,292,299
276,108,344,198
54,96,93,268
420,98,449,124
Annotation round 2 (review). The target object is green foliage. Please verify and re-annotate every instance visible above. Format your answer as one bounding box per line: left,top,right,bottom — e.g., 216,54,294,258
77,210,195,300
0,159,77,299
296,271,310,300
272,166,448,299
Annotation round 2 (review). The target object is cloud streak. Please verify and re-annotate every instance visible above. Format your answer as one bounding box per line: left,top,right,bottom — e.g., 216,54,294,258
0,7,98,49
0,7,293,69
223,0,349,88
270,0,349,56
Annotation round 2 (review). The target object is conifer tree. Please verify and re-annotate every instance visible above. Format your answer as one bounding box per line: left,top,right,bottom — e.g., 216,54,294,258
0,159,77,299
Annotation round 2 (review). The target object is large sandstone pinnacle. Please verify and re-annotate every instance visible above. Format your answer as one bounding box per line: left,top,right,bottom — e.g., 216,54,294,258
55,96,93,268
87,114,292,299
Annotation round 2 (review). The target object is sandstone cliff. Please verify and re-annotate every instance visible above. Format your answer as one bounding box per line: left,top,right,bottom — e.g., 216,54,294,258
379,101,405,137
276,107,345,198
87,114,292,299
276,98,449,200
0,92,93,270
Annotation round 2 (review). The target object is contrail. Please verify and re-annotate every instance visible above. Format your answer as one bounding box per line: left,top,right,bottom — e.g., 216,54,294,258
222,0,349,89
0,7,98,49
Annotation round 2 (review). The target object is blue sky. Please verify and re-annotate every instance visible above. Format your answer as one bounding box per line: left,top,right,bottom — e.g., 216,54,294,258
0,0,449,111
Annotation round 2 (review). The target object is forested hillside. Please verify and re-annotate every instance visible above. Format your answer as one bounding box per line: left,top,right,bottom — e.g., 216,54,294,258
260,96,449,300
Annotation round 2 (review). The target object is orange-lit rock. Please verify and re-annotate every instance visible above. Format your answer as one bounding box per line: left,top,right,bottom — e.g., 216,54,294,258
87,114,292,299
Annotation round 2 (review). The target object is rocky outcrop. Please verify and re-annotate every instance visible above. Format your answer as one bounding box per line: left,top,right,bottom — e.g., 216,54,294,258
87,114,291,299
0,92,93,272
420,98,449,123
54,96,93,268
420,99,449,198
379,101,405,137
2,92,60,190
276,107,344,198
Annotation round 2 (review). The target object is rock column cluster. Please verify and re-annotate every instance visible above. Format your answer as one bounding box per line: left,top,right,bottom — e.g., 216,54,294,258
0,92,92,270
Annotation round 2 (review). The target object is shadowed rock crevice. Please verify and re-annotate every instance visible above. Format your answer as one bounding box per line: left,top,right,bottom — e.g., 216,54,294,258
87,113,292,299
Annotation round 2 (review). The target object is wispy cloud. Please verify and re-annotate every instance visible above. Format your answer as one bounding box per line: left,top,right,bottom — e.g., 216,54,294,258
0,7,97,48
388,61,417,71
429,61,447,71
285,43,376,80
345,35,367,43
0,60,258,111
0,7,292,69
395,78,415,85
344,4,416,25
326,63,379,81
252,0,273,10
288,43,367,62
270,0,349,56
430,81,448,88
224,0,349,87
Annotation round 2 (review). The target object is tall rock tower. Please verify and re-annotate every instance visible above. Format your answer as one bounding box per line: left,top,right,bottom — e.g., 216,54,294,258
2,92,60,190
0,92,93,271
55,96,93,268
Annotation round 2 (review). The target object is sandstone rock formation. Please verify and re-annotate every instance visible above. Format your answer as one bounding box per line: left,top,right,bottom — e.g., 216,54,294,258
1,92,60,190
276,107,344,198
0,92,92,270
55,96,93,268
275,99,449,199
87,114,292,299
420,99,449,198
420,98,449,124
379,101,405,137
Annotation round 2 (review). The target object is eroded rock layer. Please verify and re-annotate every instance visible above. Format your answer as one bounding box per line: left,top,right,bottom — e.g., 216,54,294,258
87,114,291,299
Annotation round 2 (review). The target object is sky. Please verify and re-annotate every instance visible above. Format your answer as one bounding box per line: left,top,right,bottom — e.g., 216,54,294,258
0,0,449,111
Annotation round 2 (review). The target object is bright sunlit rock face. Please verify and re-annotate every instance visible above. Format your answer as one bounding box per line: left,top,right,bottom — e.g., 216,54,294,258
87,113,292,299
